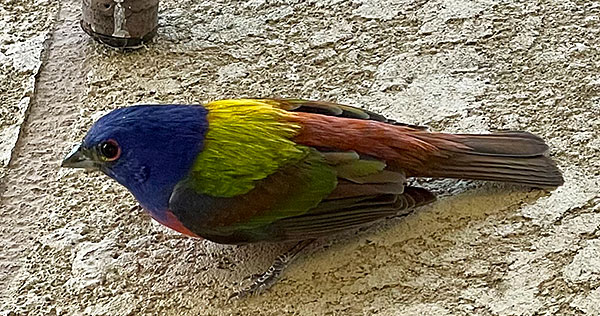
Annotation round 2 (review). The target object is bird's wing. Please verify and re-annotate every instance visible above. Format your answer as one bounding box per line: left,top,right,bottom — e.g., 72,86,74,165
270,186,435,240
169,148,434,243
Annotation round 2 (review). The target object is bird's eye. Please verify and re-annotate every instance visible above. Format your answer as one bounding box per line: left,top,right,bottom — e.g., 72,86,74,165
99,139,121,161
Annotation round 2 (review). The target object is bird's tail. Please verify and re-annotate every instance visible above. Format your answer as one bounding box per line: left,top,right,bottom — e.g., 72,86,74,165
400,131,564,187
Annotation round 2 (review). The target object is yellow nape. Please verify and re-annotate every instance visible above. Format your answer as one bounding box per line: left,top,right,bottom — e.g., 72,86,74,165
191,99,308,197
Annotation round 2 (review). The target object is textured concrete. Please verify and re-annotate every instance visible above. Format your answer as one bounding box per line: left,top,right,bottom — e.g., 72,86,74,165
1,0,599,315
0,0,58,169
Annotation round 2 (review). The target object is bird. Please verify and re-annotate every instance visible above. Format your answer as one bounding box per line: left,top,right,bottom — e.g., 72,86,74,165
62,98,564,297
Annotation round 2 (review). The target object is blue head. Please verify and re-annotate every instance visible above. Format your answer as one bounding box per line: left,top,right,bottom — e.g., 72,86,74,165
62,105,208,218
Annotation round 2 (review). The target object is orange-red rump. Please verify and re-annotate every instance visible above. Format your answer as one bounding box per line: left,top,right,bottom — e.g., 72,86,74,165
287,111,564,186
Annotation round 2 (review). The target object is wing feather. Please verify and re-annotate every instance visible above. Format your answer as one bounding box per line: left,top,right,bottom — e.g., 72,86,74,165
271,187,436,239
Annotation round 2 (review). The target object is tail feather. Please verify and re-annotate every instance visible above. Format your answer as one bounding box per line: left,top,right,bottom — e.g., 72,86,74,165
409,131,564,187
453,132,549,157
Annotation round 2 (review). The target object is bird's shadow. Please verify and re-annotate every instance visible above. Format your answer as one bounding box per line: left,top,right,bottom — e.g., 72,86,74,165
193,180,551,301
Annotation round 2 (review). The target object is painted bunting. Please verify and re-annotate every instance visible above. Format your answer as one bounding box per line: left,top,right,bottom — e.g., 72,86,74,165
62,99,563,296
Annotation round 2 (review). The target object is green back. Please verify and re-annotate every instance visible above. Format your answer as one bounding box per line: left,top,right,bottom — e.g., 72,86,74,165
190,99,308,197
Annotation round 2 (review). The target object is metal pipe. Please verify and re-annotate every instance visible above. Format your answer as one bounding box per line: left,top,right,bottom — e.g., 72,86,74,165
81,0,159,49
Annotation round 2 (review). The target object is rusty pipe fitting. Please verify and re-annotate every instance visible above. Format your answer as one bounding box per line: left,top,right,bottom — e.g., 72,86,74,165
81,0,159,49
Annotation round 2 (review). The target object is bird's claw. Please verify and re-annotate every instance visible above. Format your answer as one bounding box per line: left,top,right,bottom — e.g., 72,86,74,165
228,239,315,301
228,270,279,300
228,255,288,300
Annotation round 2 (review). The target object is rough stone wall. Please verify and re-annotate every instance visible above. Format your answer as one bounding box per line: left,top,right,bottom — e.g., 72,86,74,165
0,0,599,315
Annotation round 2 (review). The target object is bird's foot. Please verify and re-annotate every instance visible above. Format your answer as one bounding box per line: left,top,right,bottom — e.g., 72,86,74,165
229,239,314,300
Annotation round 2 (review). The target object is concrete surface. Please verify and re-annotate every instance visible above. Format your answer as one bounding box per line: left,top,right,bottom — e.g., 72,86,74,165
1,0,599,315
0,0,57,168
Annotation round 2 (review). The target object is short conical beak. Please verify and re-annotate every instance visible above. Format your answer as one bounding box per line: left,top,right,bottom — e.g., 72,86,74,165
61,143,97,169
